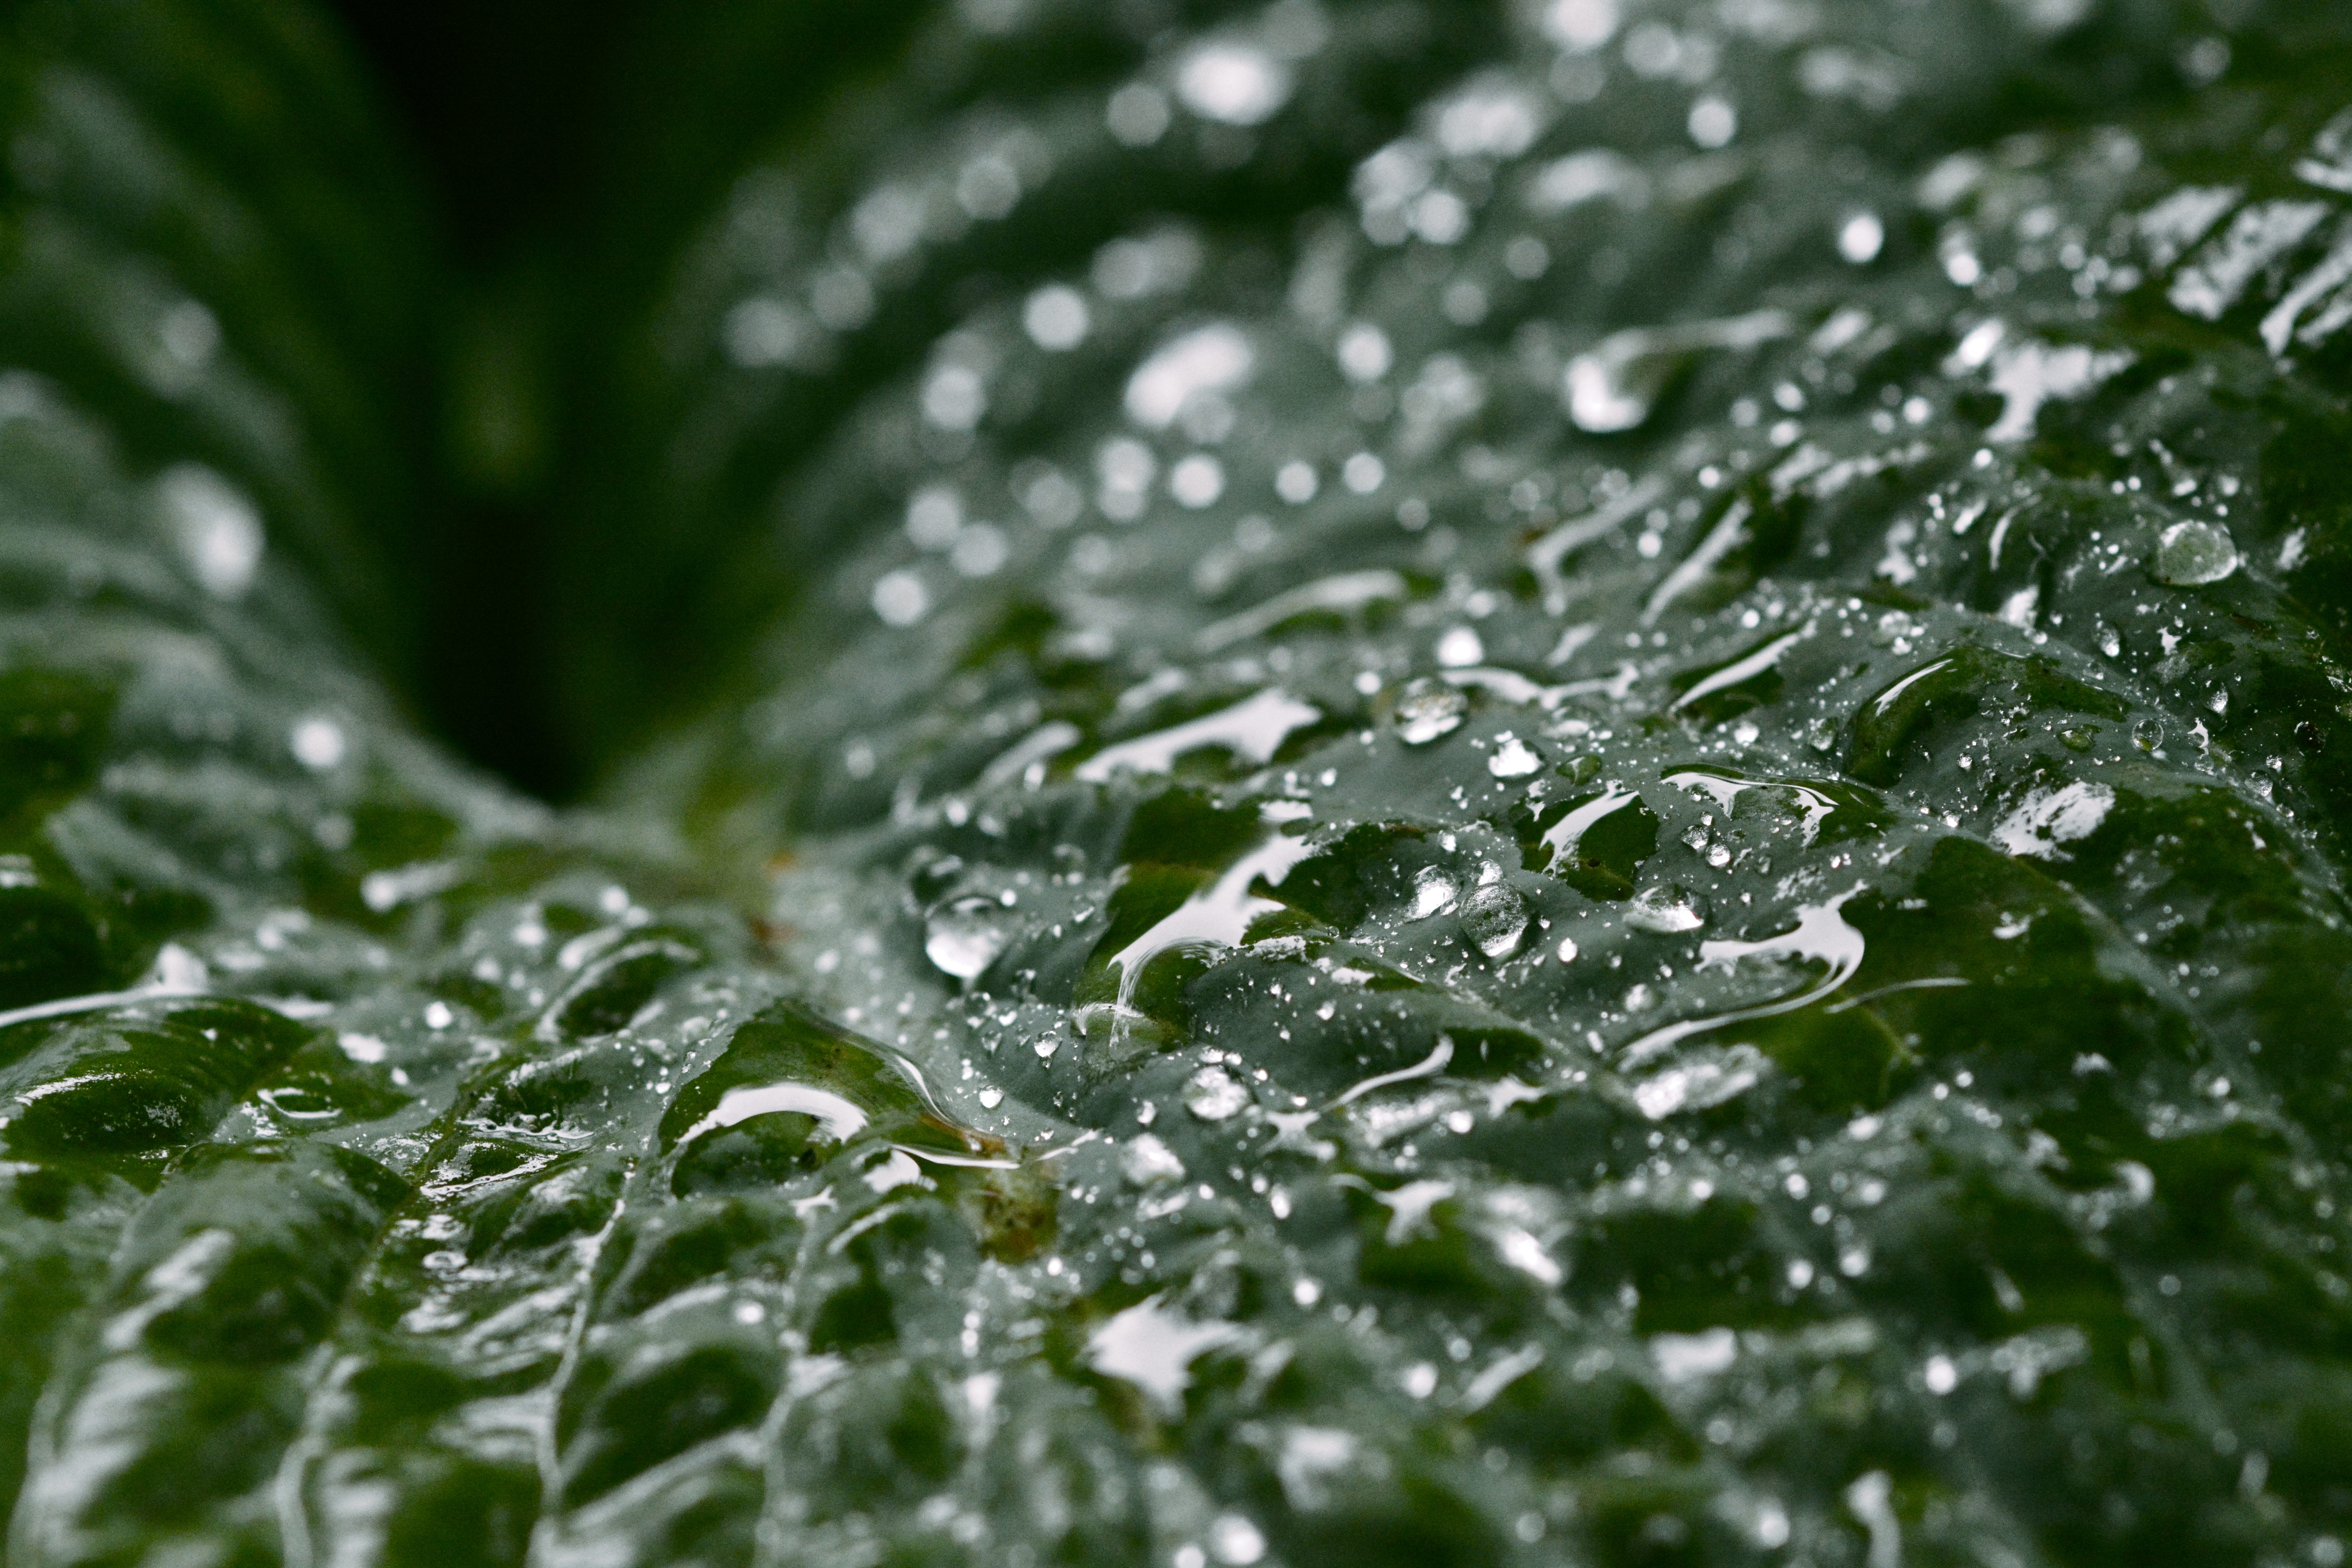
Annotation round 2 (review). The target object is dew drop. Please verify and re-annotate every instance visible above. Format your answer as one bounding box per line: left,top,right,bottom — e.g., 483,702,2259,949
289,716,346,771
1186,1065,1250,1121
925,896,1013,981
1435,627,1485,668
1460,884,1531,958
1024,284,1092,350
1177,42,1292,127
1627,885,1708,934
1410,865,1460,920
2152,519,2240,585
1838,211,1886,264
160,465,263,600
1394,680,1468,745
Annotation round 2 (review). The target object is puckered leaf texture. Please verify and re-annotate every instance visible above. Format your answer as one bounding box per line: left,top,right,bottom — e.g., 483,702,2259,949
5,1,2352,1565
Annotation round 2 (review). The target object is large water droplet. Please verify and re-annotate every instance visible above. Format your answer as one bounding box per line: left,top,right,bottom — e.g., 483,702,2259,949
1186,1065,1250,1121
1488,736,1542,779
1395,680,1468,745
2153,519,2240,585
1459,884,1531,958
1410,865,1459,919
926,895,1012,980
1627,884,1708,934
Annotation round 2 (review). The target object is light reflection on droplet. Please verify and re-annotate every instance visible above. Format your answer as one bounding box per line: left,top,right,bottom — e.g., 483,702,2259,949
872,569,929,626
1024,284,1092,350
1177,43,1293,127
289,717,346,771
160,465,263,600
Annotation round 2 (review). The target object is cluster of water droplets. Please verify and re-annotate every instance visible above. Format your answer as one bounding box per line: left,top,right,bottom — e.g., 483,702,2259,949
612,1,2352,1561
6,0,2352,1564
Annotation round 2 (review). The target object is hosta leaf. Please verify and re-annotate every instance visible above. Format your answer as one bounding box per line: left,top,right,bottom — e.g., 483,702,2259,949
6,1,2352,1566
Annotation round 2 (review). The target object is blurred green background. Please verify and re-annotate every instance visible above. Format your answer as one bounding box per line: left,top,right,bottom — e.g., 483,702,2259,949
331,0,926,799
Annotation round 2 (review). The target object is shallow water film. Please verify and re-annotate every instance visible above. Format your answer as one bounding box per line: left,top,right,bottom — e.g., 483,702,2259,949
5,0,2352,1564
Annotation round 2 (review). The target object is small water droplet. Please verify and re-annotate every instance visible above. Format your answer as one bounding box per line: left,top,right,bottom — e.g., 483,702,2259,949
1023,284,1091,350
1837,211,1886,264
1122,1133,1186,1184
161,465,263,599
1177,42,1292,126
872,569,929,626
289,716,346,770
1435,627,1485,668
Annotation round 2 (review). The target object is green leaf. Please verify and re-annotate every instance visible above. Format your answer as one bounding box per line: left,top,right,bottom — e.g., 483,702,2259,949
8,1,2352,1565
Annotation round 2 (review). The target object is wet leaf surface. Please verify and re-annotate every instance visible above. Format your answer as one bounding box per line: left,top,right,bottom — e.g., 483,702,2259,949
8,1,2352,1565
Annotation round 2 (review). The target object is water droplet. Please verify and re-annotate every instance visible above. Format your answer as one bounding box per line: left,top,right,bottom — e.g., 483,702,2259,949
922,363,987,429
680,1079,871,1147
1652,1327,1737,1382
723,296,812,367
925,521,994,579
1633,1044,1766,1118
1627,884,1708,933
1687,97,1739,149
1993,782,2114,860
1338,322,1393,382
1186,1065,1250,1121
906,485,962,548
1127,324,1254,431
1171,453,1226,508
1209,1514,1267,1566
872,569,929,626
1411,866,1459,919
1543,0,1620,51
1838,211,1887,264
160,465,263,599
1024,284,1092,350
1177,42,1292,126
1459,884,1530,958
1488,736,1541,778
1435,627,1485,668
1106,81,1172,145
1122,1133,1186,1185
1394,680,1468,745
2153,519,2240,585
289,716,345,770
926,896,1013,981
